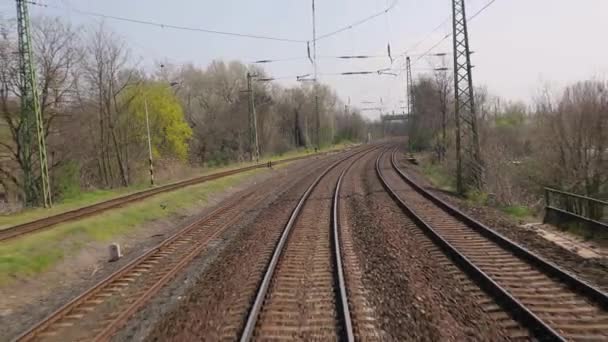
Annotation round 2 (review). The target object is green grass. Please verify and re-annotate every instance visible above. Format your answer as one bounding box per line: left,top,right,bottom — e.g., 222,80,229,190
0,169,262,285
466,190,489,206
0,186,147,230
421,163,456,193
0,142,355,230
501,205,533,219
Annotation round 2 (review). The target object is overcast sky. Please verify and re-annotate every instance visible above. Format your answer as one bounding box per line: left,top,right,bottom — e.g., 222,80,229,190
3,0,608,120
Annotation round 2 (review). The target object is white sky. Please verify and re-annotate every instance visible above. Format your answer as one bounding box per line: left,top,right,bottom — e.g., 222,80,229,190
3,0,607,120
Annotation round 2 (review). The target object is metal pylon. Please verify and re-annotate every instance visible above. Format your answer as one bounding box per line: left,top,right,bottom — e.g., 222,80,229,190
406,56,414,115
246,72,260,162
16,0,52,207
452,0,482,194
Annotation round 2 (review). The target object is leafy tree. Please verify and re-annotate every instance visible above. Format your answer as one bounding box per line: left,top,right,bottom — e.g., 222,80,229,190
123,82,192,161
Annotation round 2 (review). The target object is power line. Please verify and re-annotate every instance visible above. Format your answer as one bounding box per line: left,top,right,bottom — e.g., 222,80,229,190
250,57,308,64
315,0,399,42
322,54,386,59
249,54,390,65
403,17,451,55
25,0,307,43
412,0,499,64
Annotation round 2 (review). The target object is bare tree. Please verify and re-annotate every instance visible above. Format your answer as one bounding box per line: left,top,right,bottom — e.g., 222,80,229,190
0,16,82,202
534,81,608,197
81,23,135,187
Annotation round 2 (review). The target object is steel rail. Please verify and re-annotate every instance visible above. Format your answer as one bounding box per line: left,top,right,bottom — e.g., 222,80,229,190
239,146,376,341
14,146,366,341
0,149,346,242
389,149,608,311
14,147,356,341
375,148,565,341
14,191,254,342
331,152,362,342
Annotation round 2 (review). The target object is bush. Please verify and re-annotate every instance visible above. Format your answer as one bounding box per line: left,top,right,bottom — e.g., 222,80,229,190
53,160,81,201
422,162,455,192
466,190,489,205
501,205,533,219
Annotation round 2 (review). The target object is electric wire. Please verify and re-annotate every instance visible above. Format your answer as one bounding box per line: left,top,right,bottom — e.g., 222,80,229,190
250,57,308,64
412,0,499,64
314,0,398,42
24,0,307,43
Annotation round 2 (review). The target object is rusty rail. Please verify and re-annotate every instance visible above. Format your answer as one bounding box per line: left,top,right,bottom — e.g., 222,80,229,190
382,148,608,341
0,149,346,242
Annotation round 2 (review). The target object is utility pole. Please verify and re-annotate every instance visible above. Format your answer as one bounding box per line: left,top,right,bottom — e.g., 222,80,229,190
144,97,154,186
406,56,415,147
406,56,414,115
434,56,450,162
16,0,51,207
246,72,260,162
312,0,320,151
142,80,180,186
452,0,483,194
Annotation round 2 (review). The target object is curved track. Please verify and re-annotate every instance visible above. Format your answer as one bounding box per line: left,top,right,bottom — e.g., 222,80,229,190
377,147,608,341
239,147,378,341
13,148,363,342
0,151,336,242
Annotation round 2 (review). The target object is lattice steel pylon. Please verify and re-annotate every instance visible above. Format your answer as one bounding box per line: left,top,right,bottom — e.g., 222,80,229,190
246,72,260,162
452,0,483,194
16,0,52,207
406,56,414,115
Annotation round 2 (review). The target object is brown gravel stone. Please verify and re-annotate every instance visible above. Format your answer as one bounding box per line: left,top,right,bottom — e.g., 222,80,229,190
141,151,353,341
340,148,512,341
396,153,608,293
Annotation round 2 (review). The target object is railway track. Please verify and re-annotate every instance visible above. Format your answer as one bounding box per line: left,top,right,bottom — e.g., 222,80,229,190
377,147,608,341
13,147,364,342
0,150,341,242
239,146,378,341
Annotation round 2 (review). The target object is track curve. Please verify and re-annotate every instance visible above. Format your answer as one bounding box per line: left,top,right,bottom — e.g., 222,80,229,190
0,151,340,242
13,147,362,342
377,147,608,341
239,146,378,341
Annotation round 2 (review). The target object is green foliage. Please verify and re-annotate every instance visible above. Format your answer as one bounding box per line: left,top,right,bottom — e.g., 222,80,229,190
494,111,525,128
53,160,81,200
0,169,261,284
422,163,455,192
466,190,489,205
0,187,144,230
501,205,533,219
123,82,193,160
207,150,231,167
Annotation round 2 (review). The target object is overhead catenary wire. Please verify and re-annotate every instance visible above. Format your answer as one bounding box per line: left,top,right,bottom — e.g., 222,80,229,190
412,0,500,64
26,0,404,64
382,0,394,64
250,57,309,64
314,0,398,42
403,16,451,56
24,0,307,43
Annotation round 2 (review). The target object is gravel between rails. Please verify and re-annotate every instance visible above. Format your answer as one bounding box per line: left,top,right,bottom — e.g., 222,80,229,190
137,149,364,341
395,153,608,293
250,161,345,340
2,160,285,341
340,147,515,341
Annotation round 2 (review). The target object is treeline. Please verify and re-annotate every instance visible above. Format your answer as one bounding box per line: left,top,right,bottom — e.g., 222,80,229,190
408,71,607,208
0,17,370,206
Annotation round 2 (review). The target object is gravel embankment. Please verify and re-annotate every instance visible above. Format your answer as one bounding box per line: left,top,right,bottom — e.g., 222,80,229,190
396,154,608,293
339,148,512,341
132,152,349,341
